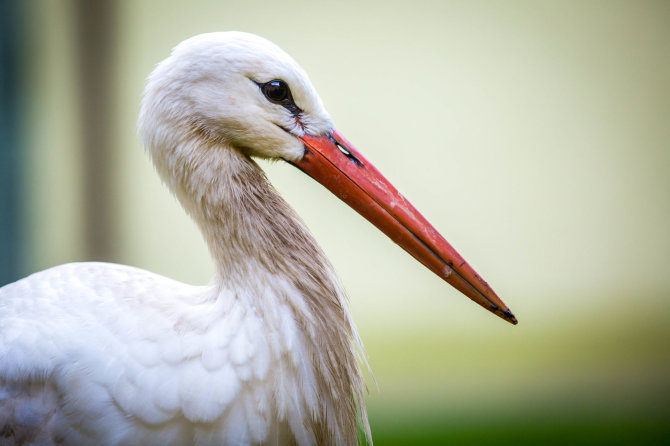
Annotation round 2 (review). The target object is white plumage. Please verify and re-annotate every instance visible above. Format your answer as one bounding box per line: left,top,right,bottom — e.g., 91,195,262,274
0,30,516,446
1,32,366,446
1,262,337,445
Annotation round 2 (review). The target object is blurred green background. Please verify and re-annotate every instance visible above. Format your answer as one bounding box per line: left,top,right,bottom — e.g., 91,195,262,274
1,0,669,444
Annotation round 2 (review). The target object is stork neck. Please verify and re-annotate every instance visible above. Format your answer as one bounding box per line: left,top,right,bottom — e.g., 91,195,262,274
169,142,368,443
180,147,309,286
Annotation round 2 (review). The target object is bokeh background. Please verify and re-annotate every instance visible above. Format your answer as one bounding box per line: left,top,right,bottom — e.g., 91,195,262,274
1,0,669,444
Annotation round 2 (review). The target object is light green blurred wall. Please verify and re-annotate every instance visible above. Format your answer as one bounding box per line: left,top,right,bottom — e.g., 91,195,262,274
24,0,670,318
20,0,670,431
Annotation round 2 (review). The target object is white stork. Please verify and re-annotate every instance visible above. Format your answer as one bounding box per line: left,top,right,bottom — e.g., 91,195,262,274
0,32,516,446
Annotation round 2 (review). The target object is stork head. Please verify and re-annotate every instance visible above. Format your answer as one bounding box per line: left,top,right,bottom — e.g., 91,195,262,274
139,32,332,164
139,32,517,325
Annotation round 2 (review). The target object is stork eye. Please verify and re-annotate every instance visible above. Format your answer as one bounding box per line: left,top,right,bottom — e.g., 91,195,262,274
262,80,290,103
254,79,302,116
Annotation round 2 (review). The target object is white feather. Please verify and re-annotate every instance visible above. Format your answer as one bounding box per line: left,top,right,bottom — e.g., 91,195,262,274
1,261,336,444
0,32,368,445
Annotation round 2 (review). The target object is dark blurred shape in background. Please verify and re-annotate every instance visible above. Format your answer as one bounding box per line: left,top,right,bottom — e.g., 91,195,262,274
0,0,119,285
0,0,24,286
74,0,118,263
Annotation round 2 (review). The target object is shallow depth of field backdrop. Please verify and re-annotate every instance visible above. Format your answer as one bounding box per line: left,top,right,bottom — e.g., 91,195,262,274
1,1,669,444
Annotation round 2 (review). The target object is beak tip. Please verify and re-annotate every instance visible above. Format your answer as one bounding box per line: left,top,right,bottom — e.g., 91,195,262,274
503,308,518,325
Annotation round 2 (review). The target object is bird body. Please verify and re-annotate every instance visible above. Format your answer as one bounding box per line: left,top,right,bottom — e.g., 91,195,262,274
0,259,360,445
0,31,515,445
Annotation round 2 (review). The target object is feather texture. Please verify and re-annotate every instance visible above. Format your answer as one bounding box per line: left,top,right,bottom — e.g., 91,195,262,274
0,32,370,445
0,258,364,445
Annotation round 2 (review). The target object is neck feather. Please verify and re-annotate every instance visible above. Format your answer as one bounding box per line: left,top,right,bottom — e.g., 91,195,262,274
164,139,370,444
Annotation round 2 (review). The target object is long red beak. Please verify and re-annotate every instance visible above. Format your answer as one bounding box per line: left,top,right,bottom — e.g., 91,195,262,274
292,129,517,325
